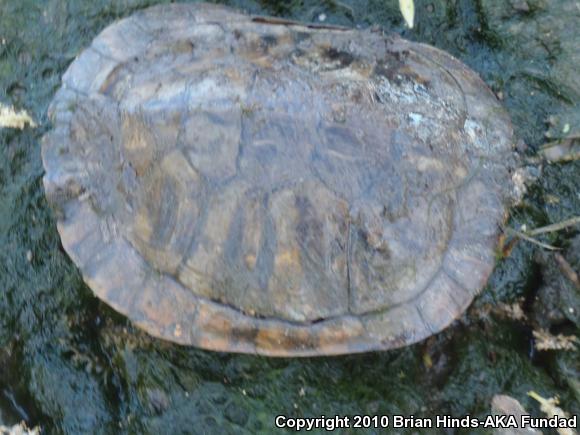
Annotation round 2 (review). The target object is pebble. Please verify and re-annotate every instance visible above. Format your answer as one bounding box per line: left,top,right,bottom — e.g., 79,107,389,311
146,388,170,414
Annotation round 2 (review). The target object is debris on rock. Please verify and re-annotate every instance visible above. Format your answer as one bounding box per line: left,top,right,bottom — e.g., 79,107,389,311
146,388,170,414
540,140,580,163
532,236,580,328
494,299,527,321
491,394,541,435
541,112,580,163
533,329,578,351
527,391,576,435
0,104,36,129
0,422,40,435
399,0,415,28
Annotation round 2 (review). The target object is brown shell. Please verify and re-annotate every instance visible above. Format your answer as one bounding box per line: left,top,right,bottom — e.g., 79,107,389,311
42,3,515,356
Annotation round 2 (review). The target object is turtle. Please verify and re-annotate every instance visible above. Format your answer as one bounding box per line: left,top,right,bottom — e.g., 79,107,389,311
41,3,517,356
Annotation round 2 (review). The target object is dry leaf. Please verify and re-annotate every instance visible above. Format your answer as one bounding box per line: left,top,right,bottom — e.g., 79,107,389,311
533,329,578,351
495,300,526,321
422,352,433,369
527,391,576,435
0,422,40,435
0,103,36,129
399,0,415,29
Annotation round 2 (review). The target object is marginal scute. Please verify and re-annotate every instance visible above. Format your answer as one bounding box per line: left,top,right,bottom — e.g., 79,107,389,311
83,238,149,311
453,177,504,240
362,303,423,345
91,16,153,62
315,317,368,354
415,271,467,332
42,3,516,356
57,201,102,269
62,48,119,94
254,323,315,354
443,241,496,296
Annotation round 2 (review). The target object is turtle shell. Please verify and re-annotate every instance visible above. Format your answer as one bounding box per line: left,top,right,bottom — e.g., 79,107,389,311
42,3,515,356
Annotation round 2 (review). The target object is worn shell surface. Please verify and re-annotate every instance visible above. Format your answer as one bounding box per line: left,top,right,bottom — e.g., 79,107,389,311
42,3,515,356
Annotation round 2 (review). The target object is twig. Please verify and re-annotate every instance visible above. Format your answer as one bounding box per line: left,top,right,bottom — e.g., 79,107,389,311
542,133,580,143
540,139,580,162
555,253,580,288
528,216,580,236
504,227,560,251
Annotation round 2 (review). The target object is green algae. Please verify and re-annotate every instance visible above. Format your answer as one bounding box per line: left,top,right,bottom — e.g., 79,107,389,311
0,0,578,433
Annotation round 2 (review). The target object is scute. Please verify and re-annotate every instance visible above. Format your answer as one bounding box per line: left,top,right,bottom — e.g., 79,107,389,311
181,109,241,181
42,3,516,356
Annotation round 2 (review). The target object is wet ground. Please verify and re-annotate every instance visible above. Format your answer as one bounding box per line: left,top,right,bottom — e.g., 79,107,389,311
0,0,578,433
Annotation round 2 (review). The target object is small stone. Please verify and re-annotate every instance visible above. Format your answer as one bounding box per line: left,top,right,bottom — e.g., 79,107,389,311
26,250,32,262
510,0,530,13
514,139,527,153
318,13,326,22
146,388,170,414
225,402,249,426
491,394,541,435
331,103,347,123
